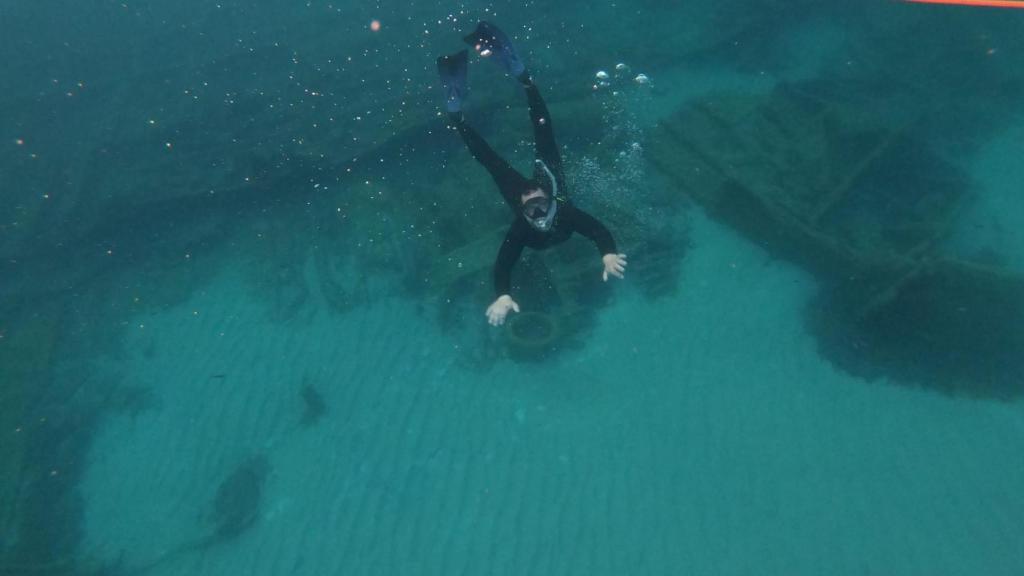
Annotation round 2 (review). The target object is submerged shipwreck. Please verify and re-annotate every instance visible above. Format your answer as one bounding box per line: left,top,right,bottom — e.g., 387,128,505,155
649,81,1024,397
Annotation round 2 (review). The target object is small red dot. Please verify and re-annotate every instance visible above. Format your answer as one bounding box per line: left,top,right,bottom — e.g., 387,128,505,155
370,20,381,32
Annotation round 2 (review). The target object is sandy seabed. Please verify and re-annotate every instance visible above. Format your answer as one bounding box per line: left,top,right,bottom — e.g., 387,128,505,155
82,203,1024,575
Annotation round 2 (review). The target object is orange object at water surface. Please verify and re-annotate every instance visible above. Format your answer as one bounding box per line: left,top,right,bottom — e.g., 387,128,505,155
904,0,1024,7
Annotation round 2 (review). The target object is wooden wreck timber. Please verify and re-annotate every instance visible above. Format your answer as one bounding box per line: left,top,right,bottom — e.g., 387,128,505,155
649,82,1024,394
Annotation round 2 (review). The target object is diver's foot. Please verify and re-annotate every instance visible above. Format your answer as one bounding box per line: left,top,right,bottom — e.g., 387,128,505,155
436,50,469,113
463,21,527,80
447,111,465,126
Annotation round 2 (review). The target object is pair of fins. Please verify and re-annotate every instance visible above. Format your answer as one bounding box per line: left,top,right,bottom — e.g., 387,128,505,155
437,21,527,113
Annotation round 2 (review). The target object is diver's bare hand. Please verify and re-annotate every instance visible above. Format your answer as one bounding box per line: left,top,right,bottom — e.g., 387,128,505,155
602,253,628,281
486,294,520,326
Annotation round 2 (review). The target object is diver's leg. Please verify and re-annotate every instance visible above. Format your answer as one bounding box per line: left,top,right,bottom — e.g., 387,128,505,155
451,117,526,210
439,46,527,210
524,81,565,185
437,50,468,113
463,21,529,81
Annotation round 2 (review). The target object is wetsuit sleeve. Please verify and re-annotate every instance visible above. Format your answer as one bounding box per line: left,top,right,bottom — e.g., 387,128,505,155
572,207,618,255
455,121,529,210
494,224,526,296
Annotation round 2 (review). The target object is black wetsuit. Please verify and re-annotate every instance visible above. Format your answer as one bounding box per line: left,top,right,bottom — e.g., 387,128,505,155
453,82,617,297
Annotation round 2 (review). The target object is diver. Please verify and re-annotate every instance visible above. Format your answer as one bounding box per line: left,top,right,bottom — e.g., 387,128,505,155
437,21,628,327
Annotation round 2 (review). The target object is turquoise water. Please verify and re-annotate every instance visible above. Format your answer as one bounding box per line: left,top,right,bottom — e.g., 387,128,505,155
2,1,1023,574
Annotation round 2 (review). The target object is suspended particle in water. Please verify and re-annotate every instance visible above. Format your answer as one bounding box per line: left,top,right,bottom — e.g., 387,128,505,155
370,20,381,32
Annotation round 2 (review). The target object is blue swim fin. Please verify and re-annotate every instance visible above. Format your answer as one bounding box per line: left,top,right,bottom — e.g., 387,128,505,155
436,49,468,113
463,21,528,81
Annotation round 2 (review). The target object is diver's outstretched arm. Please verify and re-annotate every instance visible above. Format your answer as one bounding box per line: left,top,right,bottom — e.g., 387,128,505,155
574,207,627,281
493,224,526,297
487,225,526,326
573,207,617,255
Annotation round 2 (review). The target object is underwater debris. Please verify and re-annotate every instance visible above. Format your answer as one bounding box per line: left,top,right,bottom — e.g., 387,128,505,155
299,382,326,427
117,454,271,575
209,455,269,541
0,458,271,576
